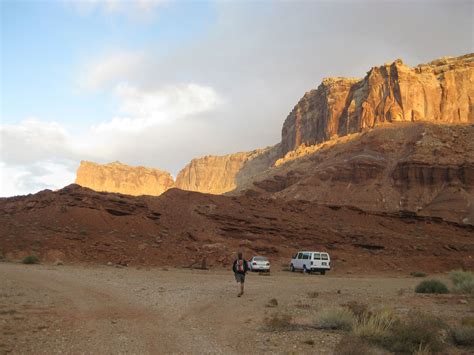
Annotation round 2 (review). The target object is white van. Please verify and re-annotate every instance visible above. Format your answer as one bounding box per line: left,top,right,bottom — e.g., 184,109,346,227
290,251,331,274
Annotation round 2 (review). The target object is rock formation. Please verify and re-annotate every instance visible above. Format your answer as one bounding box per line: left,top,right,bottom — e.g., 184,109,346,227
175,148,275,194
281,54,473,155
73,53,473,225
75,161,174,196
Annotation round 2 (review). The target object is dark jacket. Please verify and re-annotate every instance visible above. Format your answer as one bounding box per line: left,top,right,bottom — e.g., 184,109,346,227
232,258,249,274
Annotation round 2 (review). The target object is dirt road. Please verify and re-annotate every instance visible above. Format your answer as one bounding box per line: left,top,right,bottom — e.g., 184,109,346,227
0,263,472,354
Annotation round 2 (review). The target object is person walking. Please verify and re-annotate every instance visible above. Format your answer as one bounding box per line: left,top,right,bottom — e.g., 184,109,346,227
232,252,249,297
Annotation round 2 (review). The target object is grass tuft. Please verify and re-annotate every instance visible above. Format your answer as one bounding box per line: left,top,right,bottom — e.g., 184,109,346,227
353,308,397,341
314,307,355,331
449,270,474,295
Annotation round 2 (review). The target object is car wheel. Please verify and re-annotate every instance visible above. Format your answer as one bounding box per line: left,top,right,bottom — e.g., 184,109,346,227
290,264,295,272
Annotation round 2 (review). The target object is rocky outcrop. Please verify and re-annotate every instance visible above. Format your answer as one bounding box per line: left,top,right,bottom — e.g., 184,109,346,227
75,161,174,196
175,148,276,194
281,54,474,155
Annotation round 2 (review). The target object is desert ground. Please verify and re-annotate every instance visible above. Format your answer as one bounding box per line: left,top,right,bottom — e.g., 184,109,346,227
1,262,472,354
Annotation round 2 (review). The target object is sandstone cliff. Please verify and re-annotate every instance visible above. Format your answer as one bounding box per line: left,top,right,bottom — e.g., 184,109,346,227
281,53,473,155
75,161,174,196
237,123,474,225
175,148,276,194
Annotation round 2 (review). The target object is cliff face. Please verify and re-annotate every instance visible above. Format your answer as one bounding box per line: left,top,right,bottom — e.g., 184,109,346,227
75,161,174,196
175,149,274,194
281,54,474,155
238,123,474,225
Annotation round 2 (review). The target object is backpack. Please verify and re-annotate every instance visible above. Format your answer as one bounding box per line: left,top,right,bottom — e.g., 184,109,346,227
235,259,246,273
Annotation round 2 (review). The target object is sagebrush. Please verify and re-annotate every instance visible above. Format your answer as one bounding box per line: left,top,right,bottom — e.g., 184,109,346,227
415,279,449,294
22,255,39,264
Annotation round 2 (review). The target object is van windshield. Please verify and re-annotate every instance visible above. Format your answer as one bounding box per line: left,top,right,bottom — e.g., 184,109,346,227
254,257,268,261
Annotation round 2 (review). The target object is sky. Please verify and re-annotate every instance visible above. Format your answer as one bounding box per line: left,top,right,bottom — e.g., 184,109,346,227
1,0,473,197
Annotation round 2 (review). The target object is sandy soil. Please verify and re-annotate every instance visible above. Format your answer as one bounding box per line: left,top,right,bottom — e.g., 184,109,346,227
0,263,473,354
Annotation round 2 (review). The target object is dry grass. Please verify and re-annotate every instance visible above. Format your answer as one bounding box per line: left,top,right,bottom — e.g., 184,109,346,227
353,308,397,341
307,291,319,298
376,311,447,354
450,270,474,295
314,307,355,331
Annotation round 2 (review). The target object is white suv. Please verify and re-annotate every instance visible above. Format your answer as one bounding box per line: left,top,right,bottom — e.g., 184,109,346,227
290,251,331,275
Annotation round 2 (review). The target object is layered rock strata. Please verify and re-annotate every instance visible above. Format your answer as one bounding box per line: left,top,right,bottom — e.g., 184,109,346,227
281,54,473,155
75,161,174,196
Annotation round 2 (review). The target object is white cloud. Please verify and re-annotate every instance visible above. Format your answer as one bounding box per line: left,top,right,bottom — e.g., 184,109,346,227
79,51,146,91
0,160,77,197
0,118,74,164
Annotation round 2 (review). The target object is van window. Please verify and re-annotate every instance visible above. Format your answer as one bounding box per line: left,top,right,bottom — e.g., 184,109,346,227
314,253,321,260
322,254,329,260
297,253,303,259
302,253,310,260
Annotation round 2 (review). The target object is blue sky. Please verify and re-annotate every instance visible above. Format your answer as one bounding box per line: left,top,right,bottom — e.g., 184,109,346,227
1,0,473,196
1,0,215,128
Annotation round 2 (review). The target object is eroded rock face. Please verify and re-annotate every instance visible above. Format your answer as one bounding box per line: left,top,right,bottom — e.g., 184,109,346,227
281,54,474,155
75,161,174,196
175,149,275,194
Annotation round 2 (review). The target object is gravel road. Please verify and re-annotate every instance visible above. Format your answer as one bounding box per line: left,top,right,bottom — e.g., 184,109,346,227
0,263,472,354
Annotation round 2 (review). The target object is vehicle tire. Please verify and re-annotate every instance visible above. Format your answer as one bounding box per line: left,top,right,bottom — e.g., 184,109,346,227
321,270,326,275
290,264,295,272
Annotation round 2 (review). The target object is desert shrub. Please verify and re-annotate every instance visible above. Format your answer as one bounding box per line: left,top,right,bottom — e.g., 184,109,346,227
334,335,378,355
302,339,314,346
264,313,293,330
415,279,449,294
307,291,319,298
353,308,397,342
452,326,474,346
314,307,355,331
449,270,474,295
410,271,427,278
344,301,369,322
375,312,447,354
266,298,278,307
22,255,39,264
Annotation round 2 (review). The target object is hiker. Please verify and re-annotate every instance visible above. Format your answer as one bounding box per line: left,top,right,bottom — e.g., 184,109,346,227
232,252,249,297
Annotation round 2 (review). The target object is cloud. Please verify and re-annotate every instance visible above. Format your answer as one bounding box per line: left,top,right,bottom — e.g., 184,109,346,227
79,51,147,91
0,118,75,164
0,160,77,197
